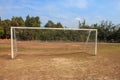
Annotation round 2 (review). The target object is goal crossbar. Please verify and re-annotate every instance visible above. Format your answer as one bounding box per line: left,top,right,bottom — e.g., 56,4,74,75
11,27,97,31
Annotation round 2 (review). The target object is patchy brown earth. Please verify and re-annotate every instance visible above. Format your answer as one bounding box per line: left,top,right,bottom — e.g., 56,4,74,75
0,39,10,43
0,40,120,80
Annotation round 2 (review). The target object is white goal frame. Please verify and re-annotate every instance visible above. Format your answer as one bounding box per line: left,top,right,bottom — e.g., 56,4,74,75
11,27,98,59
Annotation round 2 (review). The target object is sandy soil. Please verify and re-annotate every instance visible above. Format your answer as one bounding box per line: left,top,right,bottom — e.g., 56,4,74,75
0,40,120,80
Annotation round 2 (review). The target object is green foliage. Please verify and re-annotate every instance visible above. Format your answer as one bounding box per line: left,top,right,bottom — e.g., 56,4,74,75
79,19,89,28
1,19,11,38
112,28,120,42
25,15,31,27
0,15,120,43
45,20,63,28
16,29,92,42
56,22,63,28
44,20,55,28
25,15,41,27
0,17,1,25
11,16,25,26
92,20,120,42
0,15,41,39
0,26,4,38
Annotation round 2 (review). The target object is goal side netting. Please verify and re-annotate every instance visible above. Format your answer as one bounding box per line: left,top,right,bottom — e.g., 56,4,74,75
11,27,97,59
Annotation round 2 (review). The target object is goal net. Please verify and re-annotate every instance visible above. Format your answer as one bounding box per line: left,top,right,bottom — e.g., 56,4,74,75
11,27,97,59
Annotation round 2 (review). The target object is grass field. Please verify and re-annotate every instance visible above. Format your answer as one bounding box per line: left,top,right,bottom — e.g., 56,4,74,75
0,41,120,80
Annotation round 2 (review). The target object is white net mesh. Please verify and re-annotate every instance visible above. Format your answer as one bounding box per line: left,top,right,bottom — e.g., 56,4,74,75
11,27,97,58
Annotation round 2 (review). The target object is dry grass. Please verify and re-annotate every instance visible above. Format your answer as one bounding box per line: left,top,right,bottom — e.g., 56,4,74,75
0,42,120,80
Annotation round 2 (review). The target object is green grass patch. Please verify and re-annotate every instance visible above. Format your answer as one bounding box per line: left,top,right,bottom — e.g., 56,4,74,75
0,46,10,49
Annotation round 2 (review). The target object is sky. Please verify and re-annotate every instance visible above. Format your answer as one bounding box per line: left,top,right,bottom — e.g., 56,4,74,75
0,0,120,28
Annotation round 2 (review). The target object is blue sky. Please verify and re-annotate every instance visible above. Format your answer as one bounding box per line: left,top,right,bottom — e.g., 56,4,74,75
0,0,120,27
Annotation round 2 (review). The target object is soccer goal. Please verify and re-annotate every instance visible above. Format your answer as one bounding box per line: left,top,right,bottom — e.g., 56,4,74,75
11,27,97,59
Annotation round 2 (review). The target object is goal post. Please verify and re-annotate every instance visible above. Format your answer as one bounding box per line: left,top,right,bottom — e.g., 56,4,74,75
11,27,97,59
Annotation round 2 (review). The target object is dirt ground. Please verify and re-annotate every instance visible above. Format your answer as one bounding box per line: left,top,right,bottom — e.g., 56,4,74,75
0,40,120,80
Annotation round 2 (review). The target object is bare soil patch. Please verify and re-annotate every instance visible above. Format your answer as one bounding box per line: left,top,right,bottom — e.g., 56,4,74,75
0,41,120,80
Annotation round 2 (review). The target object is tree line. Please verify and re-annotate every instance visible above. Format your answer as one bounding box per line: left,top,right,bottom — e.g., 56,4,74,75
0,15,63,39
0,15,120,42
79,20,120,42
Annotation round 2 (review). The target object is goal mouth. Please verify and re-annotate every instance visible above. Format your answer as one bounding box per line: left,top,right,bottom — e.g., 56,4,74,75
11,27,97,59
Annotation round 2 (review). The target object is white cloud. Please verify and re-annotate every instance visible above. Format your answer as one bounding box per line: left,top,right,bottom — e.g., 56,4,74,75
60,0,88,9
75,18,81,21
0,0,93,27
70,0,88,8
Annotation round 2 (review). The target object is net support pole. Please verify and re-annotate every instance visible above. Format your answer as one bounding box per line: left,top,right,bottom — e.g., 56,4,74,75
14,28,18,52
94,30,98,56
11,27,14,59
86,30,91,44
84,30,91,52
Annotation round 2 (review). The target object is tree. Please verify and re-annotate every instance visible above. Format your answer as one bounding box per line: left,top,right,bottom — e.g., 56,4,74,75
1,19,11,38
11,16,25,26
79,19,89,28
34,16,41,27
25,15,31,27
92,20,120,42
0,17,4,38
56,22,63,28
25,15,41,27
115,28,120,42
0,17,1,26
0,26,4,38
45,20,64,28
109,27,120,42
44,20,55,28
78,20,81,28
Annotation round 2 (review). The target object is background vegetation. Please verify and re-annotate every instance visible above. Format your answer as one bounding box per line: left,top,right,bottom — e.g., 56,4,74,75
0,15,120,43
